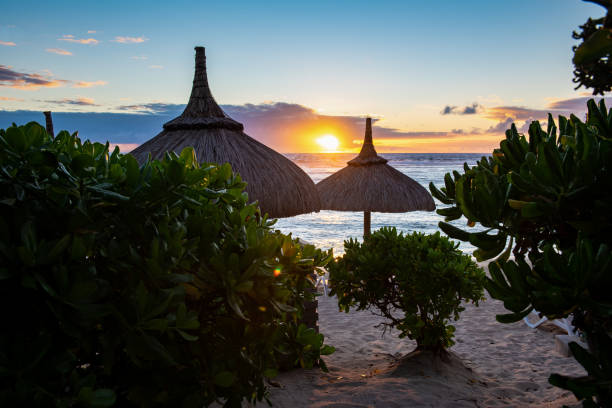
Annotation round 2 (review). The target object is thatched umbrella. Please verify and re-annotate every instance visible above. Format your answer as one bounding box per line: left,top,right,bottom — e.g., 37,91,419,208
316,118,435,238
130,47,320,218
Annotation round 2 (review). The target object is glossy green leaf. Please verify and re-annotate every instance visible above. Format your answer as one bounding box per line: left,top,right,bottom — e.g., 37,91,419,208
573,28,612,65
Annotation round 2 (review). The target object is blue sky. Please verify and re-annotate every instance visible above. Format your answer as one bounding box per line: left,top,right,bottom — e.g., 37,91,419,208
0,0,610,152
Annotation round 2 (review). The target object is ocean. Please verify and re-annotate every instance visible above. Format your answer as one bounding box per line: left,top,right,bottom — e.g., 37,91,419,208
274,153,486,256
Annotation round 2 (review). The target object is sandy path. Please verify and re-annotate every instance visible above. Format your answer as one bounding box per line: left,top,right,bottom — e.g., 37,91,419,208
257,293,584,407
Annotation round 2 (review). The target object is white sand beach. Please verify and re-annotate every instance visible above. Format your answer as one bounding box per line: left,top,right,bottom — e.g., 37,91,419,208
259,291,585,407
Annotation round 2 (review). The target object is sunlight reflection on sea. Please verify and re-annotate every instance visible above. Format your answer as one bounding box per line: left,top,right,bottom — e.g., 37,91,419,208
273,153,487,256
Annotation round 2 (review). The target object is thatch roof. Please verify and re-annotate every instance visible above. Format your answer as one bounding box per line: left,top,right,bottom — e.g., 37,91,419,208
130,47,320,218
316,118,435,212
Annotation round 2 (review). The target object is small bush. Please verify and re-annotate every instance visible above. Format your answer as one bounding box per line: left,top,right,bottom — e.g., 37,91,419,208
328,227,485,353
0,122,333,407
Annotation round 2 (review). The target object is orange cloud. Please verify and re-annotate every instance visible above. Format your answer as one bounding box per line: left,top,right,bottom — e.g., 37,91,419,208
0,65,68,90
113,36,148,44
73,80,107,88
58,34,99,45
46,48,72,56
0,96,24,101
482,106,549,121
0,41,16,46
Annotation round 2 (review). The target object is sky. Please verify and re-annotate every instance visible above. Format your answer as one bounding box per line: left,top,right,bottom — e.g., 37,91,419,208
1,0,611,153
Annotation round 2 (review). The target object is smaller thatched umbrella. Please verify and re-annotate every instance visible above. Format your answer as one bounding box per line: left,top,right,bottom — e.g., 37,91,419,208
316,118,435,238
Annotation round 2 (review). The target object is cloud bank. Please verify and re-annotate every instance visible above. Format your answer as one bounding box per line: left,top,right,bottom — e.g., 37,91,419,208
0,102,469,152
3,97,609,153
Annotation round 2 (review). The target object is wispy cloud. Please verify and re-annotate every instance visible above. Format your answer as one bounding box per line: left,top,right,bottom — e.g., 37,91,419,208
482,97,612,124
46,48,72,56
148,65,163,69
478,97,611,135
546,96,612,111
0,96,24,101
87,30,96,34
113,36,148,44
484,117,515,134
440,103,482,115
0,41,16,47
116,102,184,114
44,97,98,106
130,55,148,60
482,106,549,122
0,65,68,90
437,98,610,137
480,106,555,136
58,34,99,45
73,80,107,88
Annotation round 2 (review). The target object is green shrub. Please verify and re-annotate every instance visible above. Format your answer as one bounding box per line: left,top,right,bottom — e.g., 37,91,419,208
572,0,612,95
0,122,333,407
328,227,485,354
429,99,612,406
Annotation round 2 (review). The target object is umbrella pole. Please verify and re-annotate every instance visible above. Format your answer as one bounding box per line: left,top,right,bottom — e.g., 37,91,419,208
364,211,371,239
43,111,54,138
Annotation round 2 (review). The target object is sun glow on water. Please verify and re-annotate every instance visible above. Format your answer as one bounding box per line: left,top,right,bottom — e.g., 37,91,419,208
274,153,484,255
315,134,340,152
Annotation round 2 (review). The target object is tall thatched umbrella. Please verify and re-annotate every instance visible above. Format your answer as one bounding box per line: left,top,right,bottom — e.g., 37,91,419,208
130,47,320,218
316,118,435,238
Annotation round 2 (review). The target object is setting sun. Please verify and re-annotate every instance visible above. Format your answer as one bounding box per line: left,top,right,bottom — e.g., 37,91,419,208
315,134,340,152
